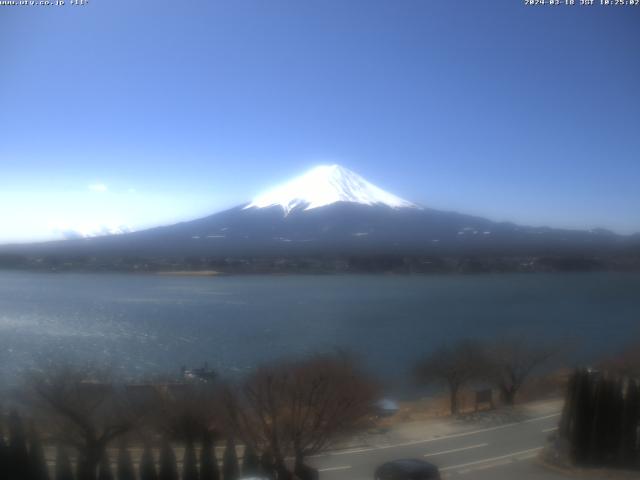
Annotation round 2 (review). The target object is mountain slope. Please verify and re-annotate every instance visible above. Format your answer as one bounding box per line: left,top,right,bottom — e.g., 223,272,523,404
2,202,633,260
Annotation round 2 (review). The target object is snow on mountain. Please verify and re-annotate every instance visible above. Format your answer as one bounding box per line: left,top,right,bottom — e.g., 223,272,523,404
244,164,419,215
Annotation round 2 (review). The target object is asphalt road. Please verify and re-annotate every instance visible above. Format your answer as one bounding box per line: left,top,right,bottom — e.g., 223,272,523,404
308,412,571,480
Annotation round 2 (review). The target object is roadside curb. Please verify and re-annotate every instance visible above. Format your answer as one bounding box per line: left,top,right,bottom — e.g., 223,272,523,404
311,411,561,459
537,454,640,479
537,455,580,478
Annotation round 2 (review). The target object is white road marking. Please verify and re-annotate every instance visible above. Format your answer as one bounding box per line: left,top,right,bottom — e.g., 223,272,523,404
458,450,542,474
440,446,543,472
542,426,558,433
425,443,488,457
521,413,561,424
311,413,560,458
318,465,352,472
518,452,541,460
458,459,512,474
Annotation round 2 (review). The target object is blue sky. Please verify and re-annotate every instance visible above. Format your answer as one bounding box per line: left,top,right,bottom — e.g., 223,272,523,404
1,0,639,242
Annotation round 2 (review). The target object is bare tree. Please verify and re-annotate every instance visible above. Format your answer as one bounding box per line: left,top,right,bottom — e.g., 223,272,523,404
148,381,221,442
27,365,144,480
224,353,377,472
481,337,556,405
600,340,640,379
415,340,486,415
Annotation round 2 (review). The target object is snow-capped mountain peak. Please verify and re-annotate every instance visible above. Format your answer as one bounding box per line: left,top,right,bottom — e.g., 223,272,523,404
244,164,419,215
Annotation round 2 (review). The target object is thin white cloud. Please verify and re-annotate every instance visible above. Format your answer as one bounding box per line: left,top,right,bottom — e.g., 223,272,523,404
50,218,132,239
88,183,108,192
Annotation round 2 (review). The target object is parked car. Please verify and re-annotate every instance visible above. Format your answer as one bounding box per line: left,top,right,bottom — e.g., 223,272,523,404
374,398,400,417
374,459,441,480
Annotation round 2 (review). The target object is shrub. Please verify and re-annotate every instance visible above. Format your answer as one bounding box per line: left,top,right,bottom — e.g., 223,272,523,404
8,411,30,480
117,443,136,480
199,432,219,480
158,440,178,480
97,451,114,480
222,438,239,480
54,445,74,480
28,425,50,480
139,444,158,480
182,440,198,480
241,444,259,477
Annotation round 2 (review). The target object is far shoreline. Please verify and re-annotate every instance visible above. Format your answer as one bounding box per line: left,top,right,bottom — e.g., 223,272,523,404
2,268,640,278
1,252,640,276
154,270,223,277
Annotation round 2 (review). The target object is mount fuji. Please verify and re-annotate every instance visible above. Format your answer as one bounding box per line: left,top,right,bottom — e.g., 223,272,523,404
1,165,637,271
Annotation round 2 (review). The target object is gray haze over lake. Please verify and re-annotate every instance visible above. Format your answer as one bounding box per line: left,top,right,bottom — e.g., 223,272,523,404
1,271,638,391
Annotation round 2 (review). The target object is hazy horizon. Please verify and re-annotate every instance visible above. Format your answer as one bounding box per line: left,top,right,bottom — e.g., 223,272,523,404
2,162,640,246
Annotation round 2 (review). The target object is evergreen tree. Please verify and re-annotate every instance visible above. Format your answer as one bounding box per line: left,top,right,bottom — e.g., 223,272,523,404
158,440,178,480
609,378,625,464
602,377,622,465
55,446,74,480
621,379,640,467
1,423,8,480
8,410,30,480
563,369,640,469
221,438,239,480
117,443,136,480
559,371,578,439
589,374,611,465
182,440,198,480
274,462,292,480
241,444,259,477
97,451,114,480
28,425,50,480
139,444,158,480
259,452,275,480
199,432,219,480
293,457,319,480
571,370,594,465
76,453,90,480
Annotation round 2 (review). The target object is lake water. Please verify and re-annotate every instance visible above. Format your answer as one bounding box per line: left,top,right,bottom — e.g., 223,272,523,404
0,271,638,391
